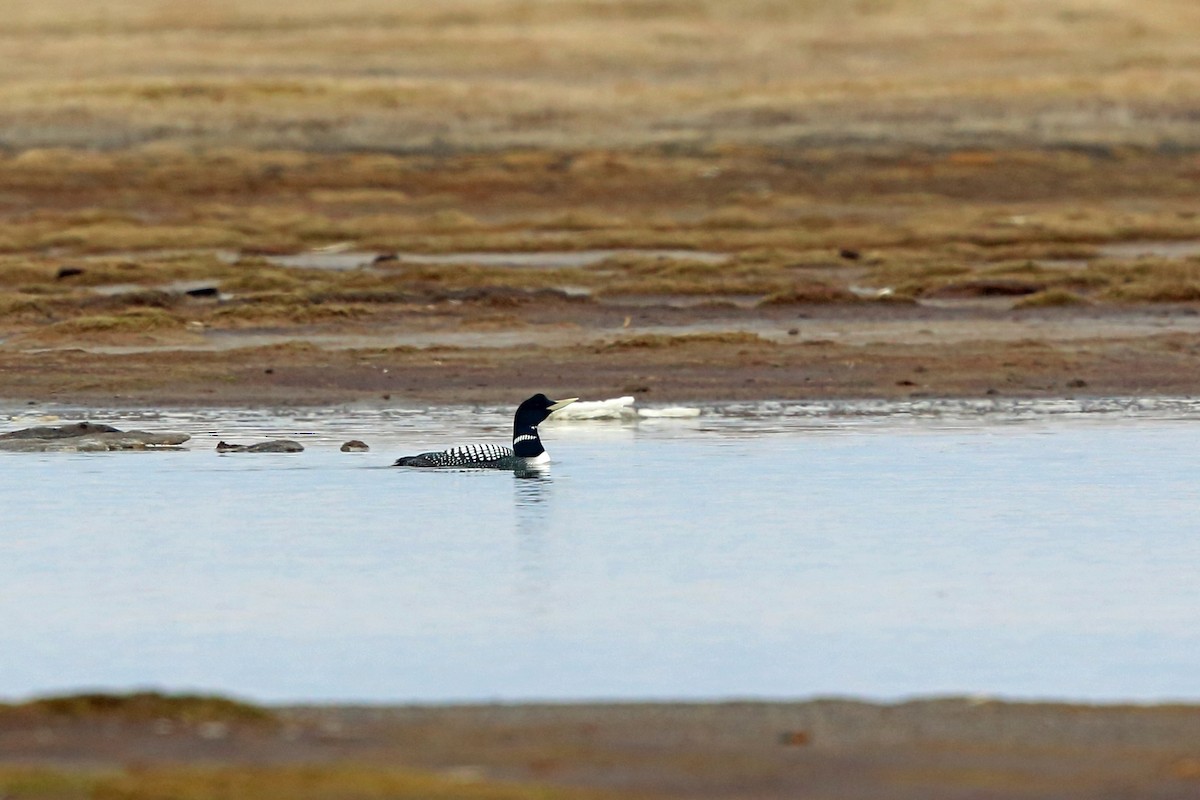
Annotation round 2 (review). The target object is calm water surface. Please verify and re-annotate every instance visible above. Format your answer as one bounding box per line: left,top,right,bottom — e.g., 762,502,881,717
2,399,1199,704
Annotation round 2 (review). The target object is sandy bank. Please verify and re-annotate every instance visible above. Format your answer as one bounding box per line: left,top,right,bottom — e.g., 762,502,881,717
3,699,1199,799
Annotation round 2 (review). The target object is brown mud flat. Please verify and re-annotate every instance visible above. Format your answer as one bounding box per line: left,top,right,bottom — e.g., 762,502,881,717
5,142,1200,407
3,699,1200,799
6,303,1200,407
2,0,1200,406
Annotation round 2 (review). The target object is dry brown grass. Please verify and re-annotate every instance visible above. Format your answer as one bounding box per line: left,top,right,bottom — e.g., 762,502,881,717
39,223,243,253
44,308,184,334
5,223,1200,344
1097,258,1200,301
209,299,374,327
3,0,1200,152
0,0,1197,352
597,331,773,351
12,307,199,347
0,290,57,321
1013,288,1091,308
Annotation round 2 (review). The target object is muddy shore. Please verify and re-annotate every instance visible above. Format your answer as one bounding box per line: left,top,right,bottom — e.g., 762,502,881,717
3,698,1200,799
4,301,1200,408
5,143,1200,409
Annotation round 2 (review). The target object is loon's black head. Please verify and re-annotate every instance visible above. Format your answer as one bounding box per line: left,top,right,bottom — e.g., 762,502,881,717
511,393,577,457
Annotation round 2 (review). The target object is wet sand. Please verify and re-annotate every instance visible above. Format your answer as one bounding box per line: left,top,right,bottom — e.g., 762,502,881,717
4,300,1200,407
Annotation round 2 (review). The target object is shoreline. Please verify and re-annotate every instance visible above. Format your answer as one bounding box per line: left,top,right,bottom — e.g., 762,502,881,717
3,319,1200,409
4,696,1200,798
4,391,1200,416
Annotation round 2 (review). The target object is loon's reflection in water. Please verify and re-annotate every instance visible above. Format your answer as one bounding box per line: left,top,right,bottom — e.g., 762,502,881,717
513,468,555,623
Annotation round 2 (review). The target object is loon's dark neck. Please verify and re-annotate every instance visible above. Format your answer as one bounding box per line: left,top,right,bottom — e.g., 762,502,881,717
511,422,544,458
507,393,575,460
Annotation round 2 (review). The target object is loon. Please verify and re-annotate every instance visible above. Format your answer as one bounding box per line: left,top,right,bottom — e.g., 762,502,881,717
392,394,578,469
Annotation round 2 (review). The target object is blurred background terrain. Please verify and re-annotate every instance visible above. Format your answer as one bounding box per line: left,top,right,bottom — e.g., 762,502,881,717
2,0,1200,403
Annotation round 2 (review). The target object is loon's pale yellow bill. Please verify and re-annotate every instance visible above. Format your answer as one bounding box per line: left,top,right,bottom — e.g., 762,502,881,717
548,397,579,412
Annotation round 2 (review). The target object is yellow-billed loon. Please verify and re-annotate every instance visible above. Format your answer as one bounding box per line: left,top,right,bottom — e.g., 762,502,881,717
392,394,578,469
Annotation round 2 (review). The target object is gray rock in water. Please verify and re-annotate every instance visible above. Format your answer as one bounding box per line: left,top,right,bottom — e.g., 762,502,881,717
340,440,370,452
0,422,190,452
0,421,121,440
216,440,304,453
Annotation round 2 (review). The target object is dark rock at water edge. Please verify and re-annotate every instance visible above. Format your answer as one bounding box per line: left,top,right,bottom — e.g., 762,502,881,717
0,422,190,452
0,421,121,440
216,440,304,453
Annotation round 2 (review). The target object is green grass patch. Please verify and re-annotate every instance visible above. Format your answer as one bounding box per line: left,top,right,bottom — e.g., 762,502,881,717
0,691,273,725
0,767,104,800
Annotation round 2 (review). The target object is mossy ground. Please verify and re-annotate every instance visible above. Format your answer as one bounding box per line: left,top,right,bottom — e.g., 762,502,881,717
0,692,274,725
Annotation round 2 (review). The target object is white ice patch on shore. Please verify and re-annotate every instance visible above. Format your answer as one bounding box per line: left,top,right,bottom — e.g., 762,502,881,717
549,396,703,421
